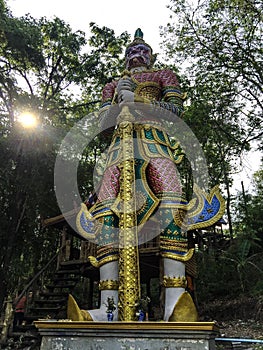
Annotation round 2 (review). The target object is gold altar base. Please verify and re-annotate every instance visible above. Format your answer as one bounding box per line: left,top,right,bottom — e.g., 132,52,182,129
35,321,219,350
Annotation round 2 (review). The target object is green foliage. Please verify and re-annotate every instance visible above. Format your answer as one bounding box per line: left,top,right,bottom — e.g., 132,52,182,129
196,238,263,303
222,238,263,293
88,23,130,86
232,164,263,244
161,0,262,238
196,164,263,308
0,0,128,308
162,0,262,150
196,250,237,301
1,11,44,69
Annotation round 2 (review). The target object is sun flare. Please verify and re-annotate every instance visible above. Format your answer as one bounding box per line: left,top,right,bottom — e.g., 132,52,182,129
18,112,38,128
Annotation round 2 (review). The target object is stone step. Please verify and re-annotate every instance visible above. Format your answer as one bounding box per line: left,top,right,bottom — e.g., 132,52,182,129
39,291,69,297
24,315,51,322
53,276,79,282
29,306,66,312
12,324,36,332
33,298,67,305
60,260,85,267
55,269,81,275
45,283,76,289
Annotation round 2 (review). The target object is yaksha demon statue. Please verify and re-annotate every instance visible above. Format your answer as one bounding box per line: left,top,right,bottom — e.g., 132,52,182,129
68,29,225,322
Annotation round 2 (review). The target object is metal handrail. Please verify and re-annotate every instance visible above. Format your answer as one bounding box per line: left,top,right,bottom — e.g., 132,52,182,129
215,337,263,344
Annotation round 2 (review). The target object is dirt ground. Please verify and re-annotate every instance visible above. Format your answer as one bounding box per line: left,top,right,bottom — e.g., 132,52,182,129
199,295,263,340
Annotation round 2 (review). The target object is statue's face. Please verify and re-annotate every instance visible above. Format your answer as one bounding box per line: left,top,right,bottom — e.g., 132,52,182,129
125,44,151,69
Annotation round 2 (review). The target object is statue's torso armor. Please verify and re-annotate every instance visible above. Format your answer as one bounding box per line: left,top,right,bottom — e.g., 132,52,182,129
102,69,183,105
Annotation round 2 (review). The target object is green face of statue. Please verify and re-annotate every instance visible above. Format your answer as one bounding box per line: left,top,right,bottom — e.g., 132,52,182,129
125,44,151,70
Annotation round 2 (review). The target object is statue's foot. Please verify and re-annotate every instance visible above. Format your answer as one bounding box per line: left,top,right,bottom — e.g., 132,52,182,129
168,291,198,322
88,307,118,321
67,294,93,321
67,294,118,321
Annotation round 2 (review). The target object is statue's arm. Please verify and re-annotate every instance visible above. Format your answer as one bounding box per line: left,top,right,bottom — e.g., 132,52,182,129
98,81,119,132
151,69,185,118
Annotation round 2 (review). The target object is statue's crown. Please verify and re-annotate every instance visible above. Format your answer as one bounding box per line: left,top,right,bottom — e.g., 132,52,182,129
125,28,153,54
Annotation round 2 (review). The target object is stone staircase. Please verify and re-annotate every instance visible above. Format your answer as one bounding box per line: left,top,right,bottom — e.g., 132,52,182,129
1,261,87,349
25,264,83,322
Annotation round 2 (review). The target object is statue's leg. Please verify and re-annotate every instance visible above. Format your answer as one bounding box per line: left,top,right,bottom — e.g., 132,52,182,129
88,260,119,321
146,158,198,321
88,213,120,321
159,208,198,322
67,261,119,321
68,214,119,321
87,165,120,321
163,258,198,321
163,258,186,321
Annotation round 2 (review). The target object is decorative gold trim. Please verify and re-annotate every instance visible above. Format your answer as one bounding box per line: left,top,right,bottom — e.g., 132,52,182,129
76,203,96,240
160,241,188,252
99,280,119,291
161,248,195,262
134,94,151,104
164,91,185,99
135,82,162,101
91,209,114,220
136,126,179,161
97,254,119,268
174,154,185,164
133,80,160,89
163,276,187,288
133,158,159,225
172,208,188,231
158,202,190,210
88,256,99,268
35,320,219,332
109,148,160,227
96,244,119,255
187,184,226,231
106,123,185,169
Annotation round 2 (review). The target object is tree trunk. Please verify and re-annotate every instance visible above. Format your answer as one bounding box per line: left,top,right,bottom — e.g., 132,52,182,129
0,296,13,345
224,175,233,239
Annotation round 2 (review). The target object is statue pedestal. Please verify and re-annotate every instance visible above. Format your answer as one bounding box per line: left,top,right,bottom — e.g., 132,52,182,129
35,321,219,350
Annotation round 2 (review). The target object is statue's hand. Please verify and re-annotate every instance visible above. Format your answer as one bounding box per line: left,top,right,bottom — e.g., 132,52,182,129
118,89,134,106
117,78,135,106
117,78,133,93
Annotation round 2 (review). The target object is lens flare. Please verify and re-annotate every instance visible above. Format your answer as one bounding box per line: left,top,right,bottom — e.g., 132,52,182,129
18,113,38,128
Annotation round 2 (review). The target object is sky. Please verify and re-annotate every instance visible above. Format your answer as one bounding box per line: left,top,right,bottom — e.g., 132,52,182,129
6,0,262,193
6,0,171,53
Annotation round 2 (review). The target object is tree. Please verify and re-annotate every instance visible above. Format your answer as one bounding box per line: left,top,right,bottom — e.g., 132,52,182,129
0,0,129,308
233,163,263,244
160,0,262,234
162,0,262,149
